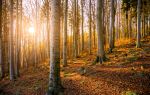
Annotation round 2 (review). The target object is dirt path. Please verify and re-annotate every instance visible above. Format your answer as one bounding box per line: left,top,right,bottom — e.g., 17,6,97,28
0,37,150,95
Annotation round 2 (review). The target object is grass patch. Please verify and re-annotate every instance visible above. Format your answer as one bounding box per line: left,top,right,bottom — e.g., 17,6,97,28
127,56,138,62
63,72,75,77
121,90,137,95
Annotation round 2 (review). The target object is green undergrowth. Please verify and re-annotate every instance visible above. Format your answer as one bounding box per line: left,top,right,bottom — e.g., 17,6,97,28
121,90,137,95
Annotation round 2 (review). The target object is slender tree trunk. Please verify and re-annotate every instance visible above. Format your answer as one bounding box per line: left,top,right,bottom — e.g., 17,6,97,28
96,0,105,64
136,0,141,48
16,0,20,77
76,0,79,55
89,0,92,54
73,0,78,58
3,0,9,75
10,0,15,80
109,0,115,53
0,0,4,78
47,0,64,94
129,15,132,39
81,0,84,52
34,0,38,67
92,2,96,48
46,0,50,59
118,1,121,40
143,15,145,37
20,0,23,68
63,0,68,67
126,11,129,38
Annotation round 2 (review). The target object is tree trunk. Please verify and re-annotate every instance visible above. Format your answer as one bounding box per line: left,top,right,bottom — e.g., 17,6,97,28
136,0,141,48
10,0,15,80
47,0,64,94
18,0,24,67
109,0,115,53
96,0,105,64
63,0,68,67
89,0,92,54
92,2,96,48
0,0,4,78
126,11,129,38
81,0,84,52
15,0,20,77
73,0,78,58
129,14,132,39
3,0,9,76
46,0,50,59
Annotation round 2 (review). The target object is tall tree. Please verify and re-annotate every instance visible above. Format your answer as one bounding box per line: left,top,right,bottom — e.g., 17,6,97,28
46,0,50,59
109,0,115,53
89,0,92,54
81,0,84,52
73,0,78,58
47,0,64,94
63,0,68,67
15,0,20,77
10,0,15,80
0,0,4,78
92,1,96,48
136,0,141,48
96,0,105,63
20,0,23,68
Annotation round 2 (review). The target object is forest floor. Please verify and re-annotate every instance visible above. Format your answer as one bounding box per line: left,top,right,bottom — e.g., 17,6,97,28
0,36,150,95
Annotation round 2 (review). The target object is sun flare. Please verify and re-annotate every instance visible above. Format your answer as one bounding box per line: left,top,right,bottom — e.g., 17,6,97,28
28,27,35,34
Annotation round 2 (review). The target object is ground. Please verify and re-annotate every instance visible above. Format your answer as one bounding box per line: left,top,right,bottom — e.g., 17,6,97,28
0,36,150,95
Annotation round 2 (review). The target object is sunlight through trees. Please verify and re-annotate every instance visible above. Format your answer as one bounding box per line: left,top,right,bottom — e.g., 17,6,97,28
0,0,150,95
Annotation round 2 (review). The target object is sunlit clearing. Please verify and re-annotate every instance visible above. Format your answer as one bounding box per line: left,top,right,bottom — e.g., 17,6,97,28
28,27,35,34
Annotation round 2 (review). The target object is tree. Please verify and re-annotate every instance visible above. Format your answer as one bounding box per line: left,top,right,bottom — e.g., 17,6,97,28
136,0,141,48
96,0,105,63
63,0,68,67
47,0,64,94
89,0,92,54
46,0,50,59
92,1,96,48
73,0,78,58
10,0,15,80
109,0,115,53
15,0,20,77
81,0,84,52
0,0,4,78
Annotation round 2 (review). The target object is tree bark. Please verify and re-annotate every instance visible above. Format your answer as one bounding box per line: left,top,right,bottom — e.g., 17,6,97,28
47,0,64,94
10,0,15,80
89,0,92,54
96,0,105,64
73,0,78,58
0,0,4,78
136,0,141,48
109,0,115,53
63,0,68,67
15,0,20,77
81,0,84,52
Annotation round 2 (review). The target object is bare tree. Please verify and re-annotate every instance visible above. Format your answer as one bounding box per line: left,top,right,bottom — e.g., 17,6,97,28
109,0,115,53
81,0,84,52
47,0,64,94
9,0,15,80
89,0,92,54
136,0,141,48
0,0,4,78
63,0,68,67
96,0,105,64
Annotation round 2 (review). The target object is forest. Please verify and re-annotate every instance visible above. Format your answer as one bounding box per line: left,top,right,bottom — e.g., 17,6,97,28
0,0,150,95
